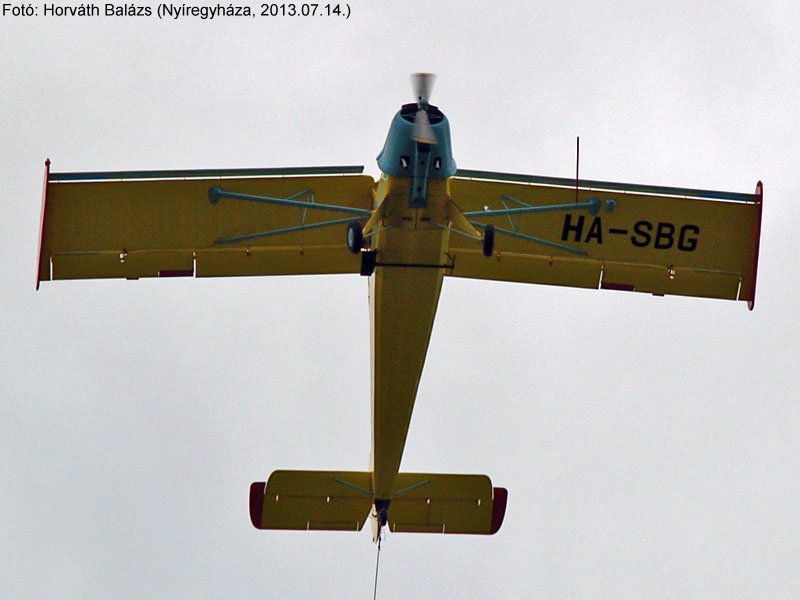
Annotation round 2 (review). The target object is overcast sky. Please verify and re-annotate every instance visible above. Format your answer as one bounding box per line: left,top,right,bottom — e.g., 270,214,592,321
2,2,799,598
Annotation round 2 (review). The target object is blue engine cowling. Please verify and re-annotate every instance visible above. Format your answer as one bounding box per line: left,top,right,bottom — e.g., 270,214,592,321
376,103,457,180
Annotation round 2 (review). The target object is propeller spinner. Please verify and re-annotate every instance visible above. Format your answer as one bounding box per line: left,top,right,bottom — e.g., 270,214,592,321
411,72,437,145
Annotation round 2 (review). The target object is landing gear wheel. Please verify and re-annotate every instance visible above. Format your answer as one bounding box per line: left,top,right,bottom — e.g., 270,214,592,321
347,221,364,254
482,224,495,257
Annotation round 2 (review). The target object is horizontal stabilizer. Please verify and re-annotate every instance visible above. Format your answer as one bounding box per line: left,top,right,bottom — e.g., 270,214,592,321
388,473,507,535
250,470,372,532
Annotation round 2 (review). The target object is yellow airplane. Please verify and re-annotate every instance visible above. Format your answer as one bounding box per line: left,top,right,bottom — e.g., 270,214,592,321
36,74,763,543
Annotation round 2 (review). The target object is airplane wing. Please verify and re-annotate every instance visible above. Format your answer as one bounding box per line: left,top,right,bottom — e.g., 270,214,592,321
447,170,763,309
36,161,376,287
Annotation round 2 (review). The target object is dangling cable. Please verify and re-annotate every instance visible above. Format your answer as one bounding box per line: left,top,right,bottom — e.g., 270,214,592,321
372,530,383,600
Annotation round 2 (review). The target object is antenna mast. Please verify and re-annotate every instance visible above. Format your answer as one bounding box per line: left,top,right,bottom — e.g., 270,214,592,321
575,136,580,203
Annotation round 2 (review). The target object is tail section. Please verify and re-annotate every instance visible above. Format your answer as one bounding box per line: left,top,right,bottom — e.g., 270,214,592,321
250,470,507,538
384,473,507,535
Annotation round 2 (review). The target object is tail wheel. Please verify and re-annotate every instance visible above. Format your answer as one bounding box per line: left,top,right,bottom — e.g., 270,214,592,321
374,499,390,527
347,221,364,254
482,224,495,257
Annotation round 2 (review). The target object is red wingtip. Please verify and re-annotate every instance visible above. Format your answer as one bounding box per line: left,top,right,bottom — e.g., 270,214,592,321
490,487,508,534
747,181,763,311
249,482,266,529
36,159,52,291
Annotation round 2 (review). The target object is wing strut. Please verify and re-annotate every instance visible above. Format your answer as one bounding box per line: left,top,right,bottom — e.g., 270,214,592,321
450,194,616,256
208,186,372,216
208,185,373,245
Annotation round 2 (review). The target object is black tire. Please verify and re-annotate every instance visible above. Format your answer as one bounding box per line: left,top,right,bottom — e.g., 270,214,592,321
347,221,363,254
482,224,495,257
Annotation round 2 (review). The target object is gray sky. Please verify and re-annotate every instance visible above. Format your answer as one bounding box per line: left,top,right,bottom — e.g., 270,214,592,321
2,2,799,598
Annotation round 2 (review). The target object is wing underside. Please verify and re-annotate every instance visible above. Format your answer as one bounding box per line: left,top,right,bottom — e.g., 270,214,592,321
37,163,376,286
448,171,762,307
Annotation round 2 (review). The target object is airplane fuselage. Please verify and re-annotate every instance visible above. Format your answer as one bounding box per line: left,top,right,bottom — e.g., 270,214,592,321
369,176,450,499
369,104,457,502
